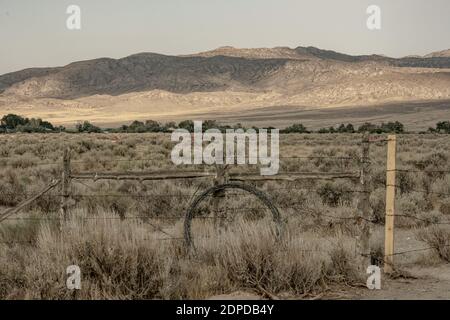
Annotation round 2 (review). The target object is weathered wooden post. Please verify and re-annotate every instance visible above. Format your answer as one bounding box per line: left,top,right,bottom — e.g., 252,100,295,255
60,147,71,223
358,134,371,269
384,135,397,273
212,164,228,228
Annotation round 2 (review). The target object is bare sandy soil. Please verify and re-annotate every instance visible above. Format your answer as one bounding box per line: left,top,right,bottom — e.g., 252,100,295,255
208,265,450,300
208,227,450,300
349,264,450,300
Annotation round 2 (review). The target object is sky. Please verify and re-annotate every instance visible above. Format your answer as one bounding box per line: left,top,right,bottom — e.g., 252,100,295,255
0,0,449,75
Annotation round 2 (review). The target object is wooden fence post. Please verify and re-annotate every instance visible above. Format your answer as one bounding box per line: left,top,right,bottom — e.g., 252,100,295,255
358,134,371,269
60,148,71,223
213,164,227,228
384,135,397,273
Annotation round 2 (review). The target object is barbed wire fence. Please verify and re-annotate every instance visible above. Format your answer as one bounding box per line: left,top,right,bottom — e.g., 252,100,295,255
0,135,449,274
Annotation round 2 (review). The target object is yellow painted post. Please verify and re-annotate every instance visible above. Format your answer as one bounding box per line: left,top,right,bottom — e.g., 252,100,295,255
384,135,396,273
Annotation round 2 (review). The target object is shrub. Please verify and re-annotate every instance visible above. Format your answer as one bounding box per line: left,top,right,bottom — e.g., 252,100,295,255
439,201,450,216
0,114,57,133
369,188,385,224
1,114,28,129
178,120,194,132
357,121,404,134
416,226,450,262
76,121,102,133
317,124,355,134
317,182,353,207
283,123,309,134
437,121,450,133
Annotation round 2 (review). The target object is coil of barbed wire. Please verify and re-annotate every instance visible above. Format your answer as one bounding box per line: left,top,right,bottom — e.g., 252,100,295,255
183,182,283,249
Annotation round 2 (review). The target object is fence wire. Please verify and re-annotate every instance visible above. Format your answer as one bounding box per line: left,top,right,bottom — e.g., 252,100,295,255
1,145,450,263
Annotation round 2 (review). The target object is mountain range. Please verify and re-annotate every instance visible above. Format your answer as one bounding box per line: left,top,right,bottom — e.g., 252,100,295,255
1,46,449,129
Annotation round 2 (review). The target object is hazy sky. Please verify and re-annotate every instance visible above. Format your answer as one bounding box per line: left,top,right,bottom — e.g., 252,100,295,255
0,0,449,74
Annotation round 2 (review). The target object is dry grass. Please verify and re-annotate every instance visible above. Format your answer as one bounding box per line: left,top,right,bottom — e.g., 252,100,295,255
0,209,361,299
0,133,449,299
416,226,450,262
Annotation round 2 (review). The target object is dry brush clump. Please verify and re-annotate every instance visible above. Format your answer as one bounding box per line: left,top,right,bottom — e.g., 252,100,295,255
416,226,450,262
0,209,362,299
439,200,450,216
0,210,179,299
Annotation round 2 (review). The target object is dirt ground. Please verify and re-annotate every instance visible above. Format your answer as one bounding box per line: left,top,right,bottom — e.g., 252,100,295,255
209,227,450,300
209,264,450,300
349,264,450,300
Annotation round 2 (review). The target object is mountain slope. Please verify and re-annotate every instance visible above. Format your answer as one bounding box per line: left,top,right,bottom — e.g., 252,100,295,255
1,45,450,127
2,46,450,99
425,49,450,58
184,46,315,60
1,54,295,98
0,67,61,92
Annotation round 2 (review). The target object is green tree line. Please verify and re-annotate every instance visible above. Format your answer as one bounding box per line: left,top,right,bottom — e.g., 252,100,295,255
1,114,450,134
